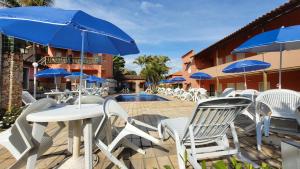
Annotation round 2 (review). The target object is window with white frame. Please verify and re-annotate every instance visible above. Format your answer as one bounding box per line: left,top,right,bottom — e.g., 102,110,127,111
225,55,233,63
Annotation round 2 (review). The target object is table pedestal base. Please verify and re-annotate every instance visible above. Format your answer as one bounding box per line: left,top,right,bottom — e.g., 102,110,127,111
58,154,99,169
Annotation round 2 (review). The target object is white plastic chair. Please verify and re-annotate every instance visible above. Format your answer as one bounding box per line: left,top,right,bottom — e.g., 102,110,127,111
158,97,258,169
92,98,160,169
22,91,37,106
0,98,57,168
255,89,300,151
220,88,236,97
103,98,159,152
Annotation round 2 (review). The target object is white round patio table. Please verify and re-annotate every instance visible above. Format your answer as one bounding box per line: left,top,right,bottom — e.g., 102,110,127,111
26,104,103,169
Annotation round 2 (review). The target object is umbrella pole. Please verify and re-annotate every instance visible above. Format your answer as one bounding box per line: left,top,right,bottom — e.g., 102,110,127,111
55,76,58,91
243,73,247,89
279,44,283,89
79,31,85,107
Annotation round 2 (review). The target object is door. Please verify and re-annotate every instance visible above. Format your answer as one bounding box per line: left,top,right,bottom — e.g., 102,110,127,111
209,84,215,96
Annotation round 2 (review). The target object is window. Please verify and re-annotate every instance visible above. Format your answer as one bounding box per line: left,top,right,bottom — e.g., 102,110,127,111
258,82,270,91
236,53,245,60
217,57,223,65
225,55,233,63
56,50,62,57
227,83,235,89
236,82,245,90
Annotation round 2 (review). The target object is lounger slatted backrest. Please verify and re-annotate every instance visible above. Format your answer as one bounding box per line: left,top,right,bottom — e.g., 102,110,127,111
181,98,251,143
256,89,300,119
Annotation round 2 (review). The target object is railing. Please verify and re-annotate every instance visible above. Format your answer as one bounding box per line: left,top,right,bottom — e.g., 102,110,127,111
42,56,101,65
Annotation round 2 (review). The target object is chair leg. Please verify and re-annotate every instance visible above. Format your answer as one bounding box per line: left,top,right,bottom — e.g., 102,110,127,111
132,119,158,131
263,116,270,137
108,123,160,152
121,139,145,154
26,122,48,169
256,122,263,151
94,139,128,169
236,152,259,169
255,110,262,151
174,134,186,169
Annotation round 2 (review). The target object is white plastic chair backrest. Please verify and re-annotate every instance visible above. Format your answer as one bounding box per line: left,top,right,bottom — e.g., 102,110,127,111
197,88,207,95
182,97,251,142
220,88,235,97
74,95,104,105
103,98,129,121
256,89,300,120
239,89,259,101
11,98,56,159
22,91,36,105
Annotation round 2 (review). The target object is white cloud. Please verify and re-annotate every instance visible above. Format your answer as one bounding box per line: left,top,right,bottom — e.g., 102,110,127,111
140,1,163,14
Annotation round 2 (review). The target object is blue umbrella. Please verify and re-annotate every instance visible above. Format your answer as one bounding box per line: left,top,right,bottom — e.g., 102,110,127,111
232,25,300,89
64,72,88,80
86,76,105,83
190,72,212,80
171,77,186,83
0,7,139,105
36,68,71,90
190,72,212,88
223,60,271,89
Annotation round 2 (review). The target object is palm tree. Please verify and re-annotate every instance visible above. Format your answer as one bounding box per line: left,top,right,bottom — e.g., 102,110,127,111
134,55,170,87
113,55,126,81
3,0,53,6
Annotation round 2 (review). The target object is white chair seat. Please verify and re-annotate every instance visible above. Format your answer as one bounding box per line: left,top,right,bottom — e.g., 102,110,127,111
159,117,189,139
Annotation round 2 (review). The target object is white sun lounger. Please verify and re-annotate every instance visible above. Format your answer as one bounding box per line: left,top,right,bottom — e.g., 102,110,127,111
158,97,258,169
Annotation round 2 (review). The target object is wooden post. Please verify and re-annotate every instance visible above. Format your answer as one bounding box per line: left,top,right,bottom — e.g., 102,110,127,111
263,71,268,91
215,49,220,96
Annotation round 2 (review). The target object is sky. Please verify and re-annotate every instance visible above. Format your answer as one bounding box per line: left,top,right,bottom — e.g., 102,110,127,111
54,0,287,74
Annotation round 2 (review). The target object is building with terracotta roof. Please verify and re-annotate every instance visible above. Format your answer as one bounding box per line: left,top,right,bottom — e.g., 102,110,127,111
180,0,300,95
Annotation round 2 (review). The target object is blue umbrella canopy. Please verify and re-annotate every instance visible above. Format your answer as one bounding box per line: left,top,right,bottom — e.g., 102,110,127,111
86,76,105,83
190,72,212,80
222,60,271,73
232,25,300,89
0,7,139,55
36,68,71,91
171,77,186,83
36,68,71,78
64,72,88,80
0,7,139,105
232,25,300,54
222,60,271,89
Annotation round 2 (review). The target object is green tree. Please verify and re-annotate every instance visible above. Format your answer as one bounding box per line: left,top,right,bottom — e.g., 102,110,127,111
113,55,126,81
124,69,137,75
3,0,53,6
134,55,170,86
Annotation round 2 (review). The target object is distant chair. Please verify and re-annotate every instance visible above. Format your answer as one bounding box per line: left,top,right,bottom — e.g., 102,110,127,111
220,88,236,97
0,98,58,168
22,91,36,106
158,97,257,169
255,89,300,151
